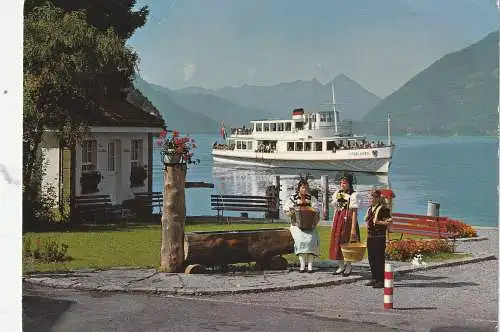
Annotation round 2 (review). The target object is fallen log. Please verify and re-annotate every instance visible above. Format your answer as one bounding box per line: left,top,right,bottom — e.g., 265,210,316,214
184,228,294,266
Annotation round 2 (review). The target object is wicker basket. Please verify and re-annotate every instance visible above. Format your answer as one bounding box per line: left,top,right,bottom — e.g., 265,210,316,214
294,208,319,231
340,242,367,262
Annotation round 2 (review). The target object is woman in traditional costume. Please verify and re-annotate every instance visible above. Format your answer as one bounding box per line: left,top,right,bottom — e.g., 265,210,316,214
283,178,321,273
328,173,360,276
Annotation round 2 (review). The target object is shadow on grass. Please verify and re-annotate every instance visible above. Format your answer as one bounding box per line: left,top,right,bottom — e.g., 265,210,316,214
24,217,284,234
24,221,161,234
23,294,75,332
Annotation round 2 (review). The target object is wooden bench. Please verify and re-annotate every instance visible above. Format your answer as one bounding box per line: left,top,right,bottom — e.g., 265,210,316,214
211,194,278,221
134,192,163,216
72,195,125,224
388,213,459,241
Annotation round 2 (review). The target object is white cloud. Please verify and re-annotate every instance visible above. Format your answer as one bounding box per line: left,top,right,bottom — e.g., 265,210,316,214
183,63,196,81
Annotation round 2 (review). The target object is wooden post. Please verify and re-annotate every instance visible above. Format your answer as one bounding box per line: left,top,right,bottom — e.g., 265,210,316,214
273,175,280,217
321,175,329,221
160,164,186,273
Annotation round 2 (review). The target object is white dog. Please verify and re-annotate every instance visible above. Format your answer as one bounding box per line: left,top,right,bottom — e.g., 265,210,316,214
411,253,427,267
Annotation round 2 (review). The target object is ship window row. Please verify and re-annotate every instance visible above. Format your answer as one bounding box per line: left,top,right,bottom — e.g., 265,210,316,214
287,142,323,152
236,140,253,150
255,122,292,132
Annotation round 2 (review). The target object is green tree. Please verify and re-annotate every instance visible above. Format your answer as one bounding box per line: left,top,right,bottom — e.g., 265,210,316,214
24,0,148,40
23,4,139,225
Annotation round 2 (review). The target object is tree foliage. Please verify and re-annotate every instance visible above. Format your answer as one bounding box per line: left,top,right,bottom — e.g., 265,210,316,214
23,3,141,225
24,0,148,40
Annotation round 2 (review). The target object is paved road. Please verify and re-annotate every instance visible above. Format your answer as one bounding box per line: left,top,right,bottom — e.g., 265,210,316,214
23,258,498,332
23,285,403,332
209,260,498,332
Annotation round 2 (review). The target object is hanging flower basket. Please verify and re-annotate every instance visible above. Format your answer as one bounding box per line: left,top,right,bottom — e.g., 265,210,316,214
130,165,148,187
163,149,181,164
157,128,200,166
80,171,102,194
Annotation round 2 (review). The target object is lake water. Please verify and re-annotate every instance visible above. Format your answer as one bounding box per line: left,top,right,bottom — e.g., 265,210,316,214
153,134,499,227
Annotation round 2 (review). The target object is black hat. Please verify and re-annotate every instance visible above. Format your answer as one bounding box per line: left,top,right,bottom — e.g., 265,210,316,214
296,173,312,192
335,172,356,186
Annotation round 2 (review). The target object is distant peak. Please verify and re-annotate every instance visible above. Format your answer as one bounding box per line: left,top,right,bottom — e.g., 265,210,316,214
333,73,352,82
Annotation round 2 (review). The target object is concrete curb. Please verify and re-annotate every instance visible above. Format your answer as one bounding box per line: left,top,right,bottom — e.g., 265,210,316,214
22,254,497,296
22,274,365,296
394,254,497,275
451,236,488,242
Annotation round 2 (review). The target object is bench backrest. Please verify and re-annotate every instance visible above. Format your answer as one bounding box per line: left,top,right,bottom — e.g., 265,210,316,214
390,212,456,238
74,195,112,208
211,194,277,211
135,192,163,200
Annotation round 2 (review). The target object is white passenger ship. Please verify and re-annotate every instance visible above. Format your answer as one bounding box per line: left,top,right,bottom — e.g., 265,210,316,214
212,86,394,174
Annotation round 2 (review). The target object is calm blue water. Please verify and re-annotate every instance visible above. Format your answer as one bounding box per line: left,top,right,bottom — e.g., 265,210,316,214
153,134,499,227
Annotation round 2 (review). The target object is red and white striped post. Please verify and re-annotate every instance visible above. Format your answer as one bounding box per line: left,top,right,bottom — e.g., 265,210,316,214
384,263,394,310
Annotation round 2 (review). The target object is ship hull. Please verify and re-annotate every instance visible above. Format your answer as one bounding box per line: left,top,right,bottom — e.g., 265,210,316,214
212,147,393,174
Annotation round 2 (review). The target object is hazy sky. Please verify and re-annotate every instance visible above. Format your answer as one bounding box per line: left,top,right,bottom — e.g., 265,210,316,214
129,0,498,97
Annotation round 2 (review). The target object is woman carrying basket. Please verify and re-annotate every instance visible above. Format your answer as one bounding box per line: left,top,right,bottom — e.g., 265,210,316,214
328,173,360,276
283,177,321,273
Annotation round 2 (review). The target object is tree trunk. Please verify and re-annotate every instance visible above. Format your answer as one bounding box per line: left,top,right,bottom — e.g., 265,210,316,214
160,164,186,272
184,228,293,266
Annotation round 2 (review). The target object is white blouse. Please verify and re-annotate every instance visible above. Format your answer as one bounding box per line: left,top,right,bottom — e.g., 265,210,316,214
330,190,359,209
283,194,321,214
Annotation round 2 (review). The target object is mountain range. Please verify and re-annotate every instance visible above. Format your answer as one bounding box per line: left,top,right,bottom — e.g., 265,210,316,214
176,74,381,121
134,74,381,133
362,31,498,136
133,31,498,136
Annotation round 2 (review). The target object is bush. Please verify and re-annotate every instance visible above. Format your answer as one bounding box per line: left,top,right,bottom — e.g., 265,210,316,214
385,239,454,261
445,219,477,238
23,150,63,231
23,237,70,263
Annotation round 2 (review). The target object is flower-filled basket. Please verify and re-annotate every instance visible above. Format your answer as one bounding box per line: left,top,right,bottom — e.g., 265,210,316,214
156,129,200,166
130,165,147,188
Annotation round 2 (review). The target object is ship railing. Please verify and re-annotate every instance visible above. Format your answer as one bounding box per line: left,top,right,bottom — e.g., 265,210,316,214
213,144,235,151
231,128,253,135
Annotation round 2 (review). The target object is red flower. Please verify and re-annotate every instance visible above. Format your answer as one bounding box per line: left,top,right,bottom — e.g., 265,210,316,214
173,130,180,138
159,129,167,138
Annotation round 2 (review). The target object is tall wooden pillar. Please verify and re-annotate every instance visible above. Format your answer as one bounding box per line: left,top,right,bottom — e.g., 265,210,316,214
160,163,186,272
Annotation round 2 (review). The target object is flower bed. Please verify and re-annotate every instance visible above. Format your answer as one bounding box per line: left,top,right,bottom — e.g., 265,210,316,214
385,238,454,261
445,219,477,238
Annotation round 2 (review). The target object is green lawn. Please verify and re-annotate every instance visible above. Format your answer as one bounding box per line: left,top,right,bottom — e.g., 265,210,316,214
22,223,462,273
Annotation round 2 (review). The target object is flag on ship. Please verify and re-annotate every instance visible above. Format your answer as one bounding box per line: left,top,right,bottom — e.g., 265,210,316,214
220,122,226,140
